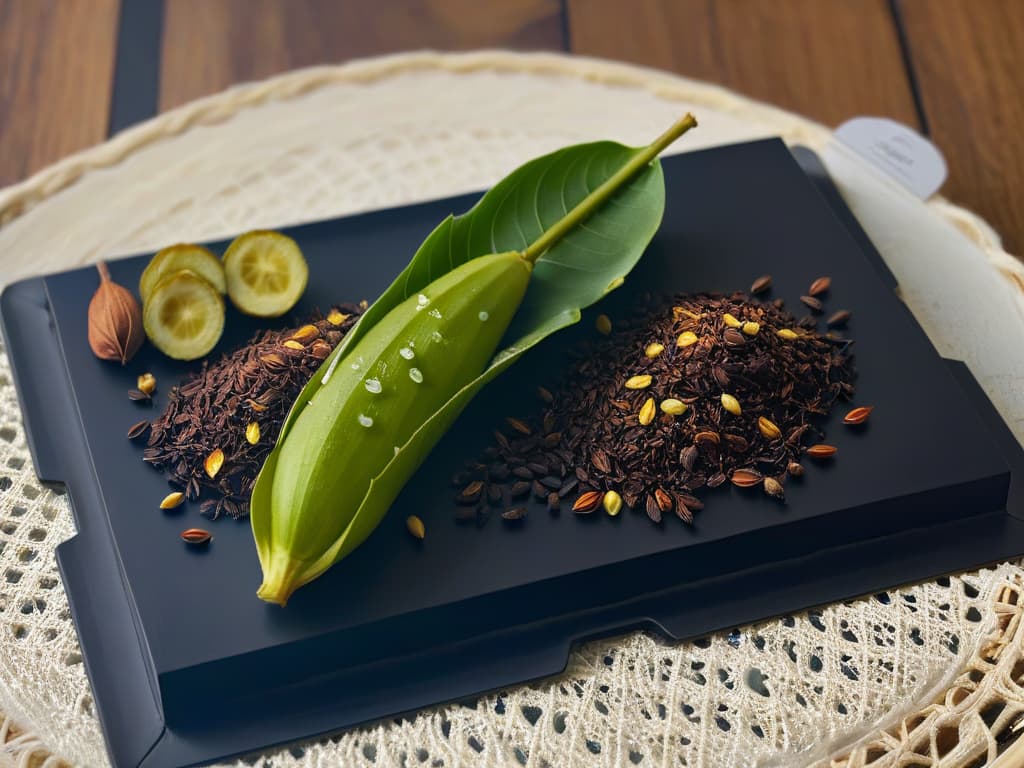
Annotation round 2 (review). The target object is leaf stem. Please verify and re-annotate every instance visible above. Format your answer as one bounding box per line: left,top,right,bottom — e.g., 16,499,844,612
522,113,697,264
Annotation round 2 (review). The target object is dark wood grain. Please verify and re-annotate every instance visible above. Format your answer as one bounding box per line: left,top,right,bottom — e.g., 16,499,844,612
567,0,920,129
0,0,120,186
160,0,564,110
901,0,1024,255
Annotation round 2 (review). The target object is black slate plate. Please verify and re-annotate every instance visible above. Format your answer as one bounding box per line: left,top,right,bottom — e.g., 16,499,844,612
4,140,1024,768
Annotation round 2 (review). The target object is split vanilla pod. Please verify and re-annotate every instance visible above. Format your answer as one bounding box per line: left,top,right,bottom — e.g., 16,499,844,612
251,114,698,605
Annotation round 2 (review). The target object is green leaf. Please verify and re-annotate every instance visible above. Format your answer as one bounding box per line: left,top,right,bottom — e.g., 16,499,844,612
251,115,697,582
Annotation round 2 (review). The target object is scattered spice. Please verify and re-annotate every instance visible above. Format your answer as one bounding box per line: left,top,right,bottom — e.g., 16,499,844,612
181,528,212,545
88,262,144,365
140,305,362,518
843,406,873,425
452,288,856,525
808,276,831,297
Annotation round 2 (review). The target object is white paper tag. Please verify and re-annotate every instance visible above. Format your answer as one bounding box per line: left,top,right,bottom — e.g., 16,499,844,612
835,117,947,199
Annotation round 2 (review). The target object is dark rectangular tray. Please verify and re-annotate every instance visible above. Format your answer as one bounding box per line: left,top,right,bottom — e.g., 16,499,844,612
4,139,1024,768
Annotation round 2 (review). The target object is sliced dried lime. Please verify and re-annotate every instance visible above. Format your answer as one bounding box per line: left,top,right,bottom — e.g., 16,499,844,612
143,269,225,360
139,244,226,303
223,231,308,317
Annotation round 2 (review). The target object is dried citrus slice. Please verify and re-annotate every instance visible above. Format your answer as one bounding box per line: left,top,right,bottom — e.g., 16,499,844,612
222,231,308,317
143,270,225,360
139,244,225,303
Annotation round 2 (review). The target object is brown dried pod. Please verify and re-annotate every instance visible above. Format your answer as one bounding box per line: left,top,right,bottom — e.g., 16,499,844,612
126,420,150,440
680,445,699,472
730,469,763,488
843,406,874,425
787,461,805,478
458,480,484,503
763,476,785,500
723,328,746,347
750,275,772,294
128,389,152,402
694,431,720,448
826,309,851,328
88,262,144,365
800,295,824,312
591,448,612,473
181,528,212,545
654,488,674,513
502,506,528,521
645,494,663,523
572,491,604,514
808,276,831,297
806,444,838,459
674,498,694,524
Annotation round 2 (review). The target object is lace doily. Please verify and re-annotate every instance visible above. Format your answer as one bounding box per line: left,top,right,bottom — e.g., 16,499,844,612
2,51,1024,768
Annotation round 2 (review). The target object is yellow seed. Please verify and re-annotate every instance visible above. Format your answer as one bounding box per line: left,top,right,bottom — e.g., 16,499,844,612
758,416,782,439
645,342,665,359
673,307,702,320
290,324,320,343
660,398,688,416
625,374,652,390
721,394,742,416
406,515,425,540
159,492,184,510
327,309,349,326
137,372,157,395
776,328,799,340
723,313,742,329
246,421,261,445
638,397,657,426
283,340,305,351
595,314,612,335
742,321,760,336
677,331,698,348
204,448,224,479
603,490,623,516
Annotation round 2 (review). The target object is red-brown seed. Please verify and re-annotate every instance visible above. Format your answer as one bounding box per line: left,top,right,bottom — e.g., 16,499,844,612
645,494,663,523
730,469,763,488
800,295,824,312
572,491,604,514
808,276,831,297
654,488,673,513
127,420,150,440
458,481,484,503
750,275,772,294
506,417,532,435
723,328,746,346
826,309,851,328
806,444,838,459
181,528,212,545
843,406,873,425
502,507,527,521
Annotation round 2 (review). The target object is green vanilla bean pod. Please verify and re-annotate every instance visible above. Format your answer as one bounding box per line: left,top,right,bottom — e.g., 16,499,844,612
252,114,698,605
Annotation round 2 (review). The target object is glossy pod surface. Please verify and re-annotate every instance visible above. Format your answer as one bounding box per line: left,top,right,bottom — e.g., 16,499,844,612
257,251,531,603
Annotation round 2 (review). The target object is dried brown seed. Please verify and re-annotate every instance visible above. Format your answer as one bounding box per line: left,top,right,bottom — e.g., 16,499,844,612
800,295,824,312
750,275,772,294
128,389,151,402
707,472,727,488
537,386,554,404
406,515,425,539
458,480,484,502
603,490,623,516
674,496,694,524
591,449,612,473
758,416,782,440
506,417,532,435
843,406,873,425
547,492,560,513
806,444,838,459
763,476,785,500
532,480,547,499
510,481,531,498
160,492,185,510
625,374,653,390
260,353,285,367
680,445,699,472
808,276,832,297
502,506,528,521
694,431,720,448
204,449,225,479
127,420,150,440
826,310,851,328
572,491,604,513
723,328,746,346
787,461,805,477
645,494,663,523
137,372,157,395
88,262,144,365
654,488,673,513
282,340,305,351
595,314,613,335
310,340,332,359
181,528,212,545
730,469,763,488
247,399,268,412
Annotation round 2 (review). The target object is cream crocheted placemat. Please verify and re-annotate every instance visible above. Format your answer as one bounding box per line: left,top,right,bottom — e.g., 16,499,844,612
3,51,1024,768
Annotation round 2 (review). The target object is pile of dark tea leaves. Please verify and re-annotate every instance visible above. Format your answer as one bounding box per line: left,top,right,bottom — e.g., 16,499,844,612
139,304,363,519
454,277,862,526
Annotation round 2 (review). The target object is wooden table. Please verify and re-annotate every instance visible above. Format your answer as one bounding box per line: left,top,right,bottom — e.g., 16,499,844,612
1,0,1022,257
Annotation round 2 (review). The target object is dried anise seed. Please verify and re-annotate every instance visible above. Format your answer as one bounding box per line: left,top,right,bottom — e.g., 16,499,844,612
827,310,851,328
181,528,212,545
723,328,746,346
458,481,484,503
127,420,150,440
800,295,824,312
758,417,782,440
750,275,772,294
730,469,762,488
787,461,805,477
808,277,831,297
843,406,873,425
502,506,528,521
572,491,604,514
506,417,532,435
806,444,838,459
645,494,663,523
537,386,554,403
